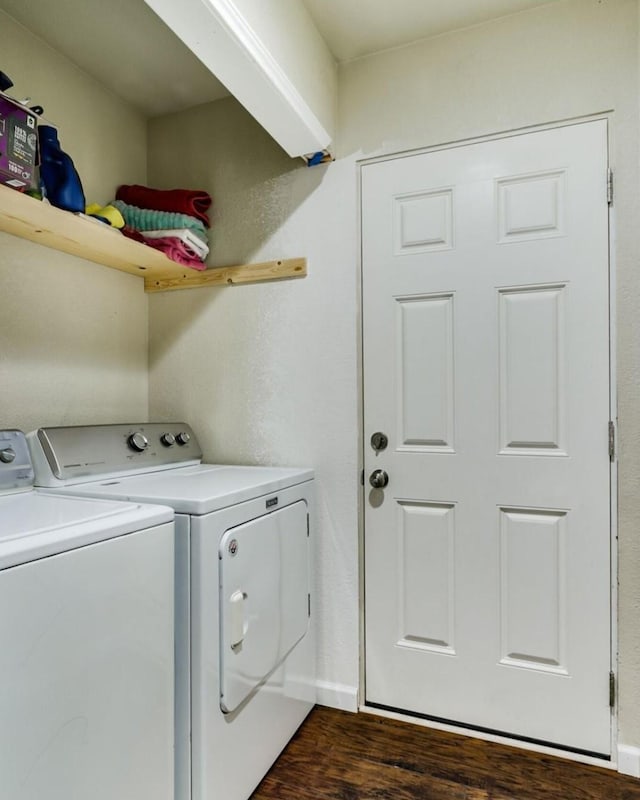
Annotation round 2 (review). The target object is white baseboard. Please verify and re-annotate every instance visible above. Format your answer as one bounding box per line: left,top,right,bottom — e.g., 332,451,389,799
618,745,640,777
316,681,358,712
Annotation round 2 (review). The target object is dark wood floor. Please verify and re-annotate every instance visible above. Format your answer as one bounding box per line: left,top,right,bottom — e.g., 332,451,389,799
251,706,640,799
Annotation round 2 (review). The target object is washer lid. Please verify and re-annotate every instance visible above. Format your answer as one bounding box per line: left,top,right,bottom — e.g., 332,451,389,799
48,464,314,515
0,490,173,569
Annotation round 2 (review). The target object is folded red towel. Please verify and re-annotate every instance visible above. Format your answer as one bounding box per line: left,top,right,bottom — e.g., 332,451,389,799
141,235,207,271
116,184,212,227
121,225,145,243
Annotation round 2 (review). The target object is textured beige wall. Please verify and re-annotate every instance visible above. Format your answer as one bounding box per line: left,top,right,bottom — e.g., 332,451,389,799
147,98,359,704
148,0,640,743
0,11,149,431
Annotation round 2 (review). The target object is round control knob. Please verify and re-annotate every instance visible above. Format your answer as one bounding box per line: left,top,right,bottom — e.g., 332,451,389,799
0,448,16,464
160,432,176,447
176,431,191,446
128,432,149,452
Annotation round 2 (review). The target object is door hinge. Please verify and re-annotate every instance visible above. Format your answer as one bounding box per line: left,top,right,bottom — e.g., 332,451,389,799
607,168,614,205
609,671,616,708
609,420,615,461
308,593,311,618
307,513,310,537
361,469,365,486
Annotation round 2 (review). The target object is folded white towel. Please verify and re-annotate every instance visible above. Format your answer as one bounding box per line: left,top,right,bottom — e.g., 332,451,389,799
142,228,209,259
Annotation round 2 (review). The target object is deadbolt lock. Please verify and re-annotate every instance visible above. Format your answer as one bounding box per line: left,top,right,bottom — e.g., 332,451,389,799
371,432,388,452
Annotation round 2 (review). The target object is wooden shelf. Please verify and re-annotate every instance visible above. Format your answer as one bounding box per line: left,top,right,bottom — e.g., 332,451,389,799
0,184,307,293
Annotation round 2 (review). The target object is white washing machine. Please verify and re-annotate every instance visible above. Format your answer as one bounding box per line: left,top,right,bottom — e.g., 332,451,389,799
0,430,175,800
28,422,316,800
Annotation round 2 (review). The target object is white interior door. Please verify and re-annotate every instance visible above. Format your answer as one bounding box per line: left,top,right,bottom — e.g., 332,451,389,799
362,120,611,756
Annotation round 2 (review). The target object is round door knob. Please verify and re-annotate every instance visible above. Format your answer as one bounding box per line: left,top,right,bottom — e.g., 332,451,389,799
0,448,16,464
369,469,389,489
176,431,191,446
128,432,149,452
160,432,176,447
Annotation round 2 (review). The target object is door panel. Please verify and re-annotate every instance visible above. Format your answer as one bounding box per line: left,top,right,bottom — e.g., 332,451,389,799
397,500,456,655
219,501,309,713
499,284,566,454
362,120,611,755
397,294,456,450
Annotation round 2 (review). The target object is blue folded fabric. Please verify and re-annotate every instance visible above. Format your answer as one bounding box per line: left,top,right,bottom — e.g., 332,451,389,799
112,199,208,242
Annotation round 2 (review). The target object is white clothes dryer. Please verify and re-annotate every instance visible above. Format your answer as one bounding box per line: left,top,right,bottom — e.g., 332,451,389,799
28,422,316,800
0,430,175,800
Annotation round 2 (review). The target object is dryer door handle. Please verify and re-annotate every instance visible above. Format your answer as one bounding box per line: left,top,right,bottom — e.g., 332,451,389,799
229,590,247,650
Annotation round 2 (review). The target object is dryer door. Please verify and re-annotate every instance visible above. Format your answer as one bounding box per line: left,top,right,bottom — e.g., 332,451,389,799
219,500,309,713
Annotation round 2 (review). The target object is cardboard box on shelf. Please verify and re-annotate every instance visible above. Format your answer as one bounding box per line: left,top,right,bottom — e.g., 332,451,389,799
0,93,37,190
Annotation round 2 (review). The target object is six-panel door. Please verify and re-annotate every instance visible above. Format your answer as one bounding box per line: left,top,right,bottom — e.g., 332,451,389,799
362,120,611,755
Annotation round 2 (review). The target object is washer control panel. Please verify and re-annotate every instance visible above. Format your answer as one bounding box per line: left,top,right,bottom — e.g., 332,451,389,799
126,428,192,452
32,423,203,483
0,430,34,491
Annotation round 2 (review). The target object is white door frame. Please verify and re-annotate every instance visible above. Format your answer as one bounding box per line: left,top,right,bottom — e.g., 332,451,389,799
356,112,618,768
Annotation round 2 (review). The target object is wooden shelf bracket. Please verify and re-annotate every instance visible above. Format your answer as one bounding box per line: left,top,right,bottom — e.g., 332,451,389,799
144,257,307,293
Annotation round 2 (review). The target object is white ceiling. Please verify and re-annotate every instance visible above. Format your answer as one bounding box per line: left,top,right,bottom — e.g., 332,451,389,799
301,0,561,62
0,0,562,116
